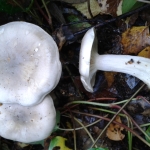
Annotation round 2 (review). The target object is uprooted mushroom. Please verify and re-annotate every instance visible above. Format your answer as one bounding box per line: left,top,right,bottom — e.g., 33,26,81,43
0,21,62,106
79,27,150,92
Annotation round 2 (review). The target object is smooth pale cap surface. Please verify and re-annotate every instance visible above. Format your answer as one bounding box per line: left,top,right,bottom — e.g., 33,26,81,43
0,95,56,143
0,21,61,106
79,27,97,92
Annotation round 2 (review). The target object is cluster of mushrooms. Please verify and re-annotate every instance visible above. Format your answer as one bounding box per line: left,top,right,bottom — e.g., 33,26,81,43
0,22,61,143
1,21,150,144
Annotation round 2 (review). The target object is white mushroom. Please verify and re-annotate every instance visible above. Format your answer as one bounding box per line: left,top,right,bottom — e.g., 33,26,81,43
0,95,56,143
0,21,61,106
79,27,150,92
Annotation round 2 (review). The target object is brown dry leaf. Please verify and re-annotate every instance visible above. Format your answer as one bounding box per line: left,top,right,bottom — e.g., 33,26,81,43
121,26,150,54
66,121,72,129
124,13,138,29
98,0,123,16
53,27,66,51
72,0,101,19
17,142,29,148
49,2,66,24
141,10,150,26
141,108,150,116
138,46,150,58
104,72,117,87
74,76,118,99
106,116,125,141
72,0,123,18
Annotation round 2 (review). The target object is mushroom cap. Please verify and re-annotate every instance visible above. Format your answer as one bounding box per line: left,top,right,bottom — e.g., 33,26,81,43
0,95,56,143
79,27,97,92
0,21,61,106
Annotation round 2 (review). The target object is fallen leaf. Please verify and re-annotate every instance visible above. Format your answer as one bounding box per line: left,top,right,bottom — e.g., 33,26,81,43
49,136,72,150
121,26,150,54
30,140,44,147
65,13,91,32
0,0,31,14
104,72,117,87
1,143,9,150
124,13,138,29
72,0,101,19
138,46,150,58
141,108,150,116
52,110,60,132
66,121,72,129
141,10,150,26
48,2,66,24
106,116,125,141
145,126,150,143
54,27,66,51
98,0,123,16
17,142,29,148
44,136,55,150
122,0,144,14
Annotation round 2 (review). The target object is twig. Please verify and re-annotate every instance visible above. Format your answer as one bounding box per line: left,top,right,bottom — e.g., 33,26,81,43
13,0,43,25
72,4,150,37
137,0,150,3
74,117,96,147
35,0,50,25
64,64,83,98
127,116,133,150
72,109,150,147
68,110,76,150
61,97,117,114
112,105,150,141
41,0,53,30
64,98,131,108
136,95,150,105
90,84,145,148
87,0,93,18
58,117,104,131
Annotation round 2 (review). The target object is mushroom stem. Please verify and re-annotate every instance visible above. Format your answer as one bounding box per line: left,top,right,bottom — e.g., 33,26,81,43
94,54,150,87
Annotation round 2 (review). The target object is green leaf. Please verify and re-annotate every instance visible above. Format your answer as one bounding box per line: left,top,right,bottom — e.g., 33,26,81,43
122,0,144,14
25,0,34,12
29,140,44,147
1,143,10,150
0,0,21,14
88,148,109,150
49,136,72,150
66,14,91,32
0,0,34,14
52,110,60,132
145,126,150,143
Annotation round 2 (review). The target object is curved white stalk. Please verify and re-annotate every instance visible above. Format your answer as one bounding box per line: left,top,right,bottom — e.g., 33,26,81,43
95,54,150,85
